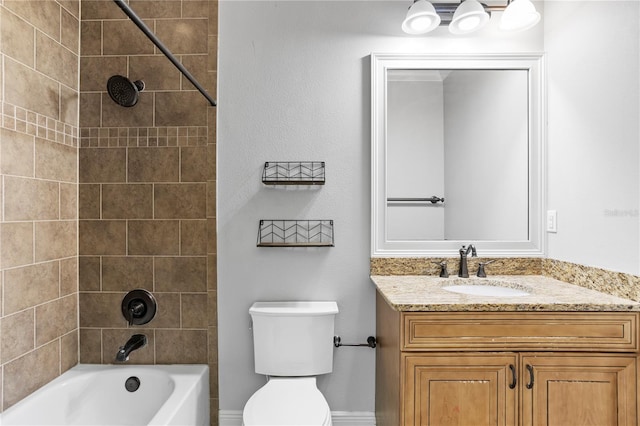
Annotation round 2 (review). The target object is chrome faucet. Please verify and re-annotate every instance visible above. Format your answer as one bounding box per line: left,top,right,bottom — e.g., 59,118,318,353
115,334,147,362
458,244,477,278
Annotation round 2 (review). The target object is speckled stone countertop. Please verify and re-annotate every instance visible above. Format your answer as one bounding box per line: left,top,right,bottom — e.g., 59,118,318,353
371,275,640,312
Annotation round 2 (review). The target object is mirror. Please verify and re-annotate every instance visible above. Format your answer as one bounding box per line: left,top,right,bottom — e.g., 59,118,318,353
371,54,545,257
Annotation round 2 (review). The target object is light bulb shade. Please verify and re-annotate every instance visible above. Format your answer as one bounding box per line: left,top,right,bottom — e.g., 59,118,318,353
449,0,490,34
402,0,441,35
499,0,540,32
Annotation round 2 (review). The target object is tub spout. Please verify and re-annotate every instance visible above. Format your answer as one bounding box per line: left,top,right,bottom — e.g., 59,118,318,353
116,334,147,362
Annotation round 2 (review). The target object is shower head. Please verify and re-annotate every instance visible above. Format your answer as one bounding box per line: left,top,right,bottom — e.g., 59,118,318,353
107,75,145,107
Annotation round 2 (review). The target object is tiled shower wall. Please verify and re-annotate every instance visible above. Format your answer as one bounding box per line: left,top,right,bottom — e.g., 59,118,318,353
0,0,80,411
78,0,218,420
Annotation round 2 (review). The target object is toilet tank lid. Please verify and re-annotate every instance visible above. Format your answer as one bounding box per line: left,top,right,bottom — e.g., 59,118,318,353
250,301,338,316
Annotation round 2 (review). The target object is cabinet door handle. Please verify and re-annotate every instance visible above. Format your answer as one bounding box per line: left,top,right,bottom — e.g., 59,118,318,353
508,364,517,389
525,364,534,389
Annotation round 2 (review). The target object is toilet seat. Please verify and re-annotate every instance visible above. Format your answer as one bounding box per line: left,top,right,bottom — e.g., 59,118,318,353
243,377,332,426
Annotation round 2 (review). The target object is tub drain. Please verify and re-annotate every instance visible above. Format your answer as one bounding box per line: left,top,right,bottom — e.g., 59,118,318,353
125,376,141,392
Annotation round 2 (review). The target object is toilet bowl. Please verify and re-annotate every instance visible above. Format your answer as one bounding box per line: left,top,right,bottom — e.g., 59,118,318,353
242,377,332,426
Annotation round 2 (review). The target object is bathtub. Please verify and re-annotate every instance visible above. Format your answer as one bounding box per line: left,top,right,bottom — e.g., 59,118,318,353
0,364,209,426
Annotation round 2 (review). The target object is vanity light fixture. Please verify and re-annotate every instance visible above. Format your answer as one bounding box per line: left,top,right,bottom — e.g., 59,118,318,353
401,0,541,35
449,0,490,34
402,0,441,35
499,0,540,31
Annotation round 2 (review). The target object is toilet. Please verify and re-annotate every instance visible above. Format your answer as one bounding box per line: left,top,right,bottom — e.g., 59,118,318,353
242,301,339,426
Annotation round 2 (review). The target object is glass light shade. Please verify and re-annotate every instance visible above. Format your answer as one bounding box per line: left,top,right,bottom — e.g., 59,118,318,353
449,0,490,34
499,0,541,32
402,0,441,35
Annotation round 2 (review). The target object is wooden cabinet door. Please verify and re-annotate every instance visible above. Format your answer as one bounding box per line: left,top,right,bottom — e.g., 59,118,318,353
521,354,637,426
403,353,518,426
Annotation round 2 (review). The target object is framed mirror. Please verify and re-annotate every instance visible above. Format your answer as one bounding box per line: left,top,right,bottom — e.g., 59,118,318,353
371,53,545,257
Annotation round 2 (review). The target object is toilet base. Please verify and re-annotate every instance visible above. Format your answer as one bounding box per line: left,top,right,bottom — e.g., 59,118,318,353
242,377,332,426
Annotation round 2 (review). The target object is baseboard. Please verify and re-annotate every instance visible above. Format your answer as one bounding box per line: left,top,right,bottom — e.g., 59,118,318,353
218,410,376,426
217,410,242,426
331,411,377,425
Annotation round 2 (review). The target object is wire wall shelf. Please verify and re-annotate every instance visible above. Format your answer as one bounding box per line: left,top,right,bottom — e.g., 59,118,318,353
262,161,326,185
257,220,334,247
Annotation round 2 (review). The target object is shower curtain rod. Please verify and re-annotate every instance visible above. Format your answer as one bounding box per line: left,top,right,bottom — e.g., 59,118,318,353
112,0,217,107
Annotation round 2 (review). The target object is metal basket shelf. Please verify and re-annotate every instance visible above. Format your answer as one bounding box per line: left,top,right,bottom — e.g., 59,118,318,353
262,161,326,185
257,220,334,247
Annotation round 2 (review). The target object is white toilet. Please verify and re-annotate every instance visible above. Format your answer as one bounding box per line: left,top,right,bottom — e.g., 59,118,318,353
242,301,339,426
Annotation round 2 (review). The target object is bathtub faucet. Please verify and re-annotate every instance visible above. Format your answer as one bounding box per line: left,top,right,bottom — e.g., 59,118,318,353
116,334,147,362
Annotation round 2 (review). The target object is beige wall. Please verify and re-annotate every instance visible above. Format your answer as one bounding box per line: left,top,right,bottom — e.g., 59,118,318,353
78,0,218,421
0,0,80,411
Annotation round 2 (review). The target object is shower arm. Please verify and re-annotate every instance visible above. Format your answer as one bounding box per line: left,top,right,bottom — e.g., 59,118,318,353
112,0,217,107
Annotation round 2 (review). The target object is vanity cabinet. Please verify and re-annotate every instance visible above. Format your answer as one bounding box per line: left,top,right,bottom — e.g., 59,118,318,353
376,292,640,426
520,354,636,426
403,353,517,425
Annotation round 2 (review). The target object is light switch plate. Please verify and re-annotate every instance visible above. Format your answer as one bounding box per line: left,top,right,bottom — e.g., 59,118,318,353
547,210,557,233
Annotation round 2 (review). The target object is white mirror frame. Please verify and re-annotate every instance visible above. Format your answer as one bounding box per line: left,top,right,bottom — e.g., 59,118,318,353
371,53,546,257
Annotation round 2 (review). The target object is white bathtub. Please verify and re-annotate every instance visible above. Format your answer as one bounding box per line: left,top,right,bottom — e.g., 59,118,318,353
0,364,209,426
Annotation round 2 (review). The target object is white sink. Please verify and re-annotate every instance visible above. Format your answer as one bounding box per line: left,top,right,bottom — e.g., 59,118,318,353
442,280,530,297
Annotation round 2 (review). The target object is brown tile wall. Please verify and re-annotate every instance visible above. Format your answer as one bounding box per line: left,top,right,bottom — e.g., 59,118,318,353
0,0,80,411
79,0,218,423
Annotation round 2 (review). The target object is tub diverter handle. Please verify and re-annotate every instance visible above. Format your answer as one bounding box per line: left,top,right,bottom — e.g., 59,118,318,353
121,289,157,326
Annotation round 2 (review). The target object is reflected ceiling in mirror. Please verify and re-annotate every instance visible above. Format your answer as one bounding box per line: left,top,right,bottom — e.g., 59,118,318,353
371,54,545,257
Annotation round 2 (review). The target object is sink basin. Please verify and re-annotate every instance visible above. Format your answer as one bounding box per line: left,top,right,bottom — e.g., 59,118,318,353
442,280,530,297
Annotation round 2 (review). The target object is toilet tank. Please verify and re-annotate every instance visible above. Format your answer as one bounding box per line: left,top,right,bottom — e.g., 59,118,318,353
249,301,339,376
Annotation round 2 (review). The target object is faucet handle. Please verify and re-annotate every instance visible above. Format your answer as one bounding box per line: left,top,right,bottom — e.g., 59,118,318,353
476,260,496,278
436,261,449,278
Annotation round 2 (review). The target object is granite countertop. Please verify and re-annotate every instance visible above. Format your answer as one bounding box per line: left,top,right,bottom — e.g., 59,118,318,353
371,275,640,312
